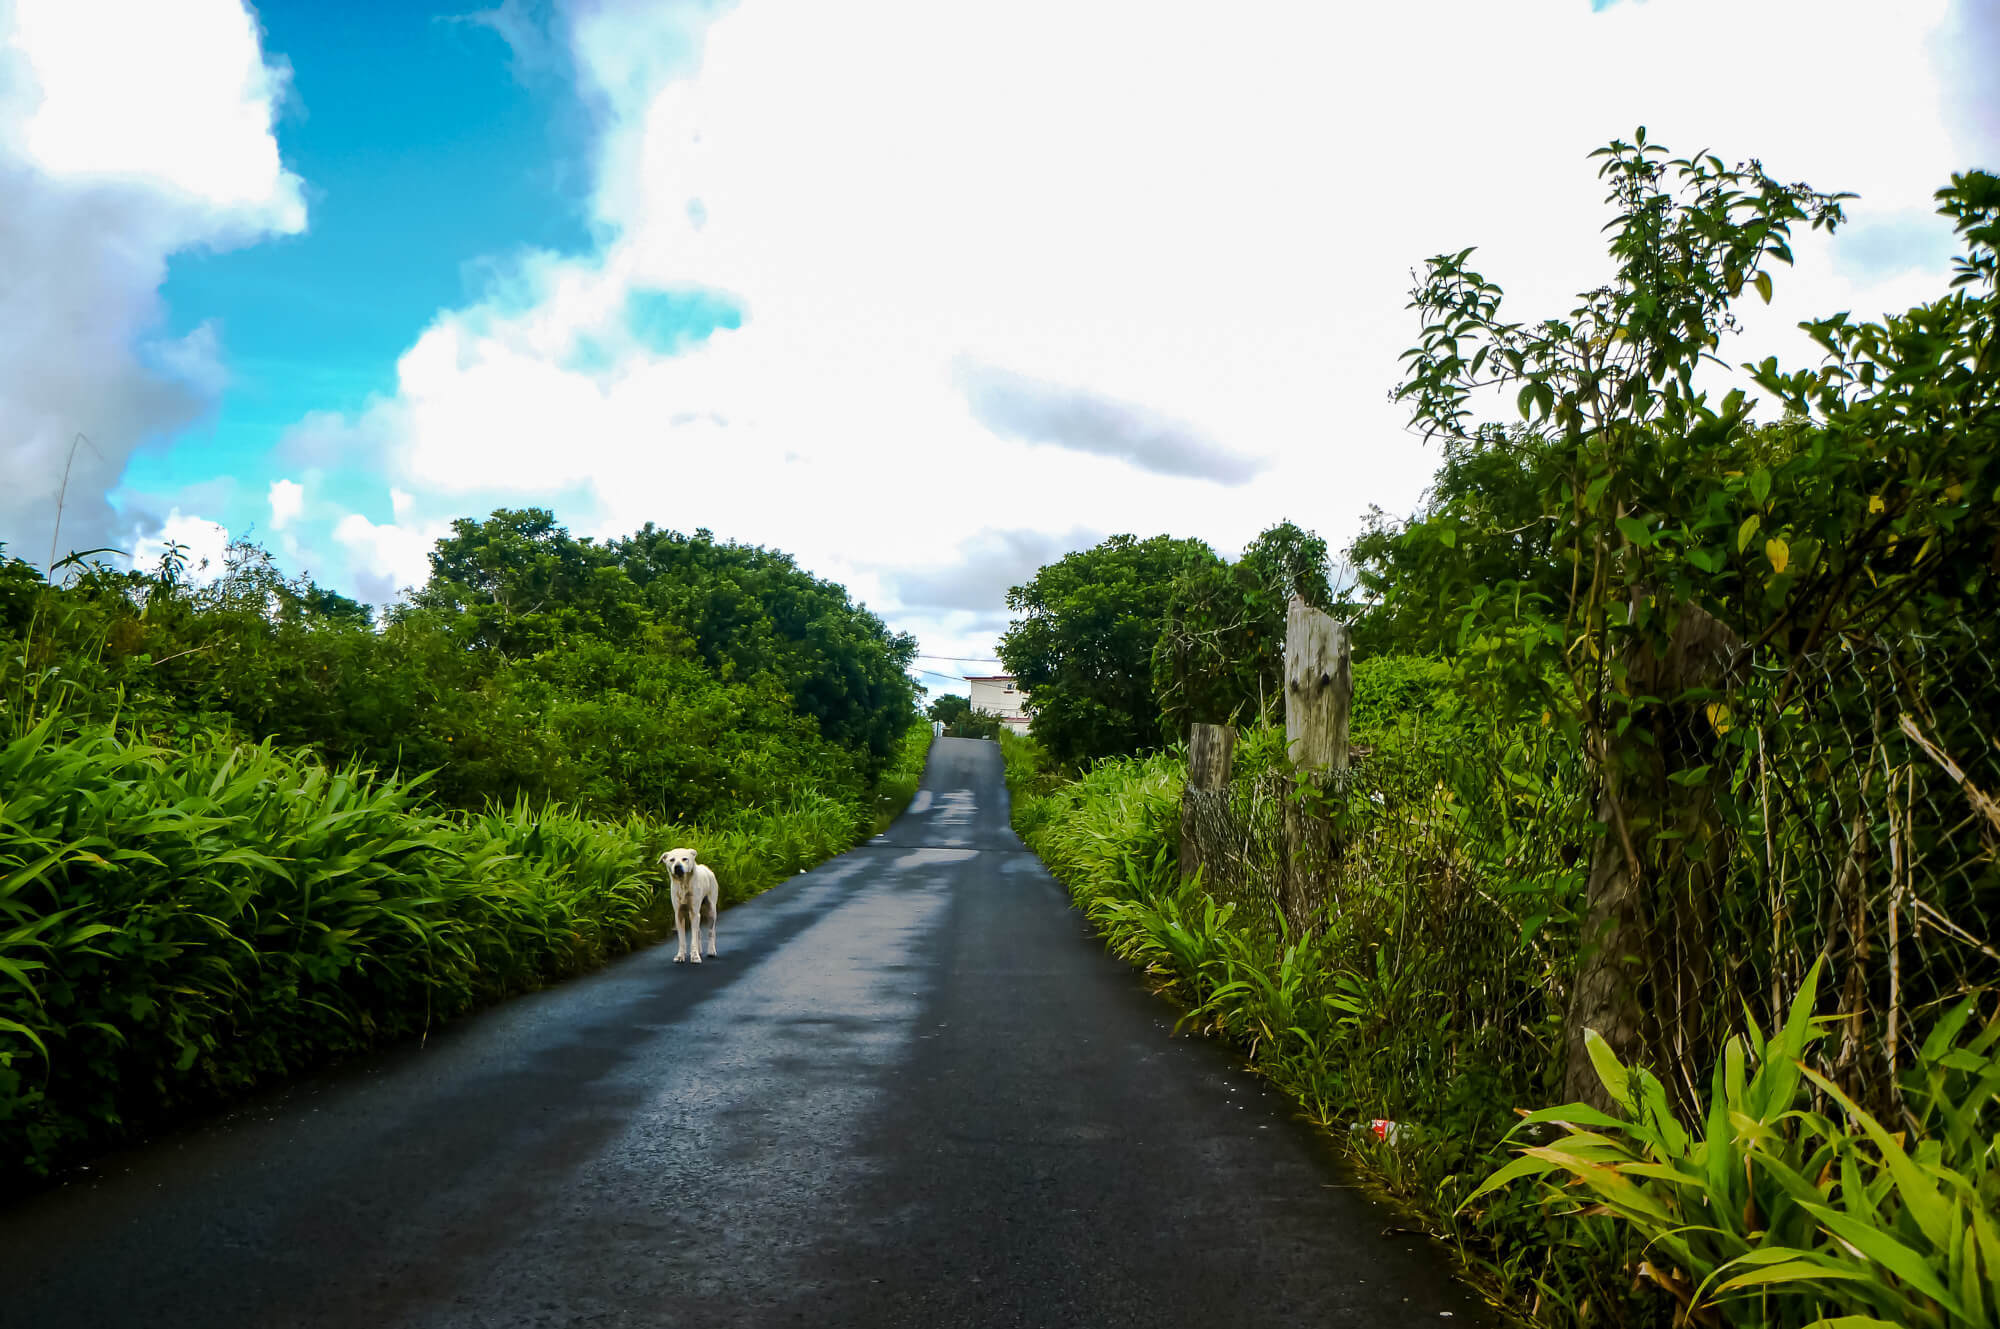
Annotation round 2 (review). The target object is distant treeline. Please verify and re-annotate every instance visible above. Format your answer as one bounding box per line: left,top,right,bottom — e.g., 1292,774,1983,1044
2,507,920,822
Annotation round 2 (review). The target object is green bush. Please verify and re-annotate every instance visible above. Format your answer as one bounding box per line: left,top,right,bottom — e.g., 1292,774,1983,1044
0,520,927,1184
0,707,883,1182
1006,738,1640,1325
870,723,933,833
1473,961,1999,1328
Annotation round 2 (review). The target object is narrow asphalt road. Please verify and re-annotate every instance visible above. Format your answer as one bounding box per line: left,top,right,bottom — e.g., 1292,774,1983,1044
2,738,1489,1328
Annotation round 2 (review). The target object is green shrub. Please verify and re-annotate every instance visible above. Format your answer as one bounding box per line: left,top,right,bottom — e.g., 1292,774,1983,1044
1005,738,1640,1325
870,723,933,834
1471,961,1999,1329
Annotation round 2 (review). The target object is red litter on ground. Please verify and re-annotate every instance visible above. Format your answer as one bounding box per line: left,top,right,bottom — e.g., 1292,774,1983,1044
1350,1118,1403,1144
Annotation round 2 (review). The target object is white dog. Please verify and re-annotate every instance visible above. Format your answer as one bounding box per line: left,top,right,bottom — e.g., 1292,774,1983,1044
658,848,719,963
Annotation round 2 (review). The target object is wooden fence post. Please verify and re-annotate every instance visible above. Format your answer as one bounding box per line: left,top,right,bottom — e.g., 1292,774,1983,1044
1281,598,1351,934
1180,723,1236,894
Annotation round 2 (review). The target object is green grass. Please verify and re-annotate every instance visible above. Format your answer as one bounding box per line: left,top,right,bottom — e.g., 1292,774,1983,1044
1004,738,2000,1328
0,712,927,1184
870,723,933,835
1002,739,1643,1325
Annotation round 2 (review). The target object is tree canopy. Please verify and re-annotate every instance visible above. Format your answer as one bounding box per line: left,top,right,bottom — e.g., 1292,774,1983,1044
6,510,920,825
998,533,1219,767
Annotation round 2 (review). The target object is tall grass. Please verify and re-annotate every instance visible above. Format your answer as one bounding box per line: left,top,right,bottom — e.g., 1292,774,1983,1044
1007,739,1648,1323
1008,738,2000,1327
870,723,933,835
0,701,923,1184
1473,961,2000,1328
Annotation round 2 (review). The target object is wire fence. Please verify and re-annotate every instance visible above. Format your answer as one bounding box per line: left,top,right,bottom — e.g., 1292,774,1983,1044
1182,622,1999,1120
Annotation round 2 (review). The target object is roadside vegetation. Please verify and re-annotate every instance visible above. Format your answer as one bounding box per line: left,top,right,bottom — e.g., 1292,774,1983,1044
1003,140,1999,1327
927,692,1005,740
1,511,922,1184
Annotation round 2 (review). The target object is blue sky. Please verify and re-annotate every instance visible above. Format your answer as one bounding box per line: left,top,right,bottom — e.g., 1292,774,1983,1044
1,0,1993,679
127,0,595,530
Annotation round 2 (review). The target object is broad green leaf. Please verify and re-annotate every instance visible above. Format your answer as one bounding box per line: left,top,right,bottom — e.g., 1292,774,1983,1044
1801,1200,1961,1312
1462,1149,1563,1206
1585,1028,1636,1111
1715,1260,1875,1292
0,1016,48,1058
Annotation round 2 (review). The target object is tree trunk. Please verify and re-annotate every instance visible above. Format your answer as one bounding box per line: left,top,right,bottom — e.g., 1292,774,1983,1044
1563,599,1740,1112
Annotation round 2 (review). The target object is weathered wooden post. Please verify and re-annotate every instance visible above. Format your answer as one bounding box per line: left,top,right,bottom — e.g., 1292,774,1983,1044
1180,722,1236,896
1281,598,1351,935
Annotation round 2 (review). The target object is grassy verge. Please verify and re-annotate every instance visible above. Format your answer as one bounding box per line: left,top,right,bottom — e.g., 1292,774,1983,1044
869,723,933,835
1,716,927,1187
998,732,1642,1326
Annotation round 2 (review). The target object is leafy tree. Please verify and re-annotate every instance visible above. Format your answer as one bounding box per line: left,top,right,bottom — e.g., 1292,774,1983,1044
408,508,636,657
926,692,1002,739
2,506,923,826
999,534,1219,767
1342,425,1570,659
927,693,973,726
607,524,918,769
1152,519,1333,741
1395,130,2000,1106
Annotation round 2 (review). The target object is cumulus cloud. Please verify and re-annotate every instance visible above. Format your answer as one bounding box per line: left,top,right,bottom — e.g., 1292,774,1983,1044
955,362,1265,484
267,0,1974,657
882,527,1102,613
267,479,305,530
0,0,303,570
129,510,233,583
333,511,443,605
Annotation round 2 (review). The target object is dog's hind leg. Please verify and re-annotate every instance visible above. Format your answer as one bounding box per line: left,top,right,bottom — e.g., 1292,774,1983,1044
704,898,718,958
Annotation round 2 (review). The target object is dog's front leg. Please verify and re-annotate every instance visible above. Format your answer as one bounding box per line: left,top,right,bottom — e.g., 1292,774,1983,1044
673,892,690,962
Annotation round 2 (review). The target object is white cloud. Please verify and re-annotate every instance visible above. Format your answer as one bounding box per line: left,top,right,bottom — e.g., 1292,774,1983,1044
0,0,304,572
129,509,232,584
282,0,1975,657
332,511,447,606
267,478,304,530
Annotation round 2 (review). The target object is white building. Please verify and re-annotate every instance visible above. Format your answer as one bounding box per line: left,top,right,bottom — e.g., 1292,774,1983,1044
966,674,1032,736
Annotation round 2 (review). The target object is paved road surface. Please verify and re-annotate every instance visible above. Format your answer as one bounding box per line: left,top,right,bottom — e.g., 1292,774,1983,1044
2,738,1489,1327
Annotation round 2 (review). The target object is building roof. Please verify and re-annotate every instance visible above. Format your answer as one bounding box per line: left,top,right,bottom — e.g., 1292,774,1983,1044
963,674,1017,684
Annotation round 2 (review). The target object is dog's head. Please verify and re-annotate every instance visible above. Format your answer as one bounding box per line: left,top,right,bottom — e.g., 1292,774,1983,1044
659,847,698,880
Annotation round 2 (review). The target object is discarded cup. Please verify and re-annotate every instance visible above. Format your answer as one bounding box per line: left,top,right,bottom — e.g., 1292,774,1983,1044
1350,1118,1403,1145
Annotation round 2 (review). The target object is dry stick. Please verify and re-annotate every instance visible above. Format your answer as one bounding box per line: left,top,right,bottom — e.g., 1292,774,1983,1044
148,643,220,667
46,432,99,578
1907,895,2000,967
1830,761,1875,1079
1884,756,1905,1096
1898,712,2000,835
1760,725,1784,1027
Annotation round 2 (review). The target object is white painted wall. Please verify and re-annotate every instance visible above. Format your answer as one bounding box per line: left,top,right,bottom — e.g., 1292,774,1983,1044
967,675,1027,722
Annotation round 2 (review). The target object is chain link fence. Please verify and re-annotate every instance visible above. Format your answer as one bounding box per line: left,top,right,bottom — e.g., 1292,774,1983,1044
1180,622,1999,1119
